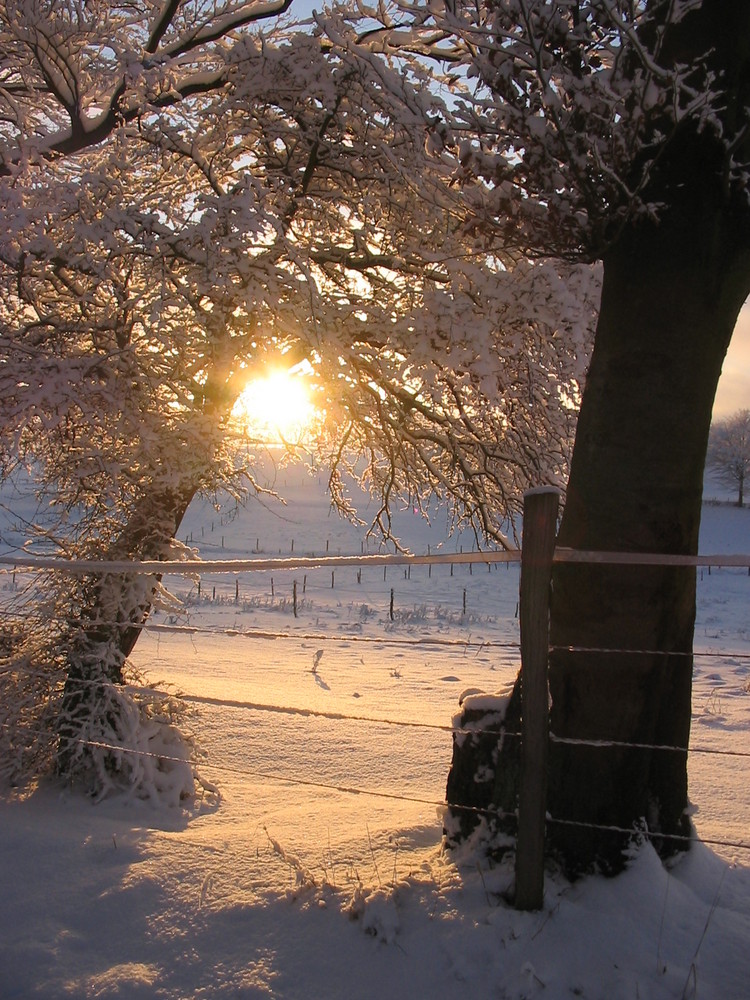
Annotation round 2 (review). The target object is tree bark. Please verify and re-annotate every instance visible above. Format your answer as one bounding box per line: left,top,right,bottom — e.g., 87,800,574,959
544,0,750,866
55,377,235,779
547,219,749,872
446,1,750,874
56,483,197,776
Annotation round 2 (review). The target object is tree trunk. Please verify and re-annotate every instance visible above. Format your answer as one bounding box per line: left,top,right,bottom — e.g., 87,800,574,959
445,0,750,867
446,228,749,874
546,220,749,873
55,374,237,780
56,483,197,776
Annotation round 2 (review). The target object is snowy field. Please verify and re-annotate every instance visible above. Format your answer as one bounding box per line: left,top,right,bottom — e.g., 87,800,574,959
1,463,750,999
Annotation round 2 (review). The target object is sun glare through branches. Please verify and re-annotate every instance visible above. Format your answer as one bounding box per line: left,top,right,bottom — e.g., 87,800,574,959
231,369,320,444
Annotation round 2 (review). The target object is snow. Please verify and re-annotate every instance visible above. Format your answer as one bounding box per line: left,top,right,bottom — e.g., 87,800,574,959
1,463,750,999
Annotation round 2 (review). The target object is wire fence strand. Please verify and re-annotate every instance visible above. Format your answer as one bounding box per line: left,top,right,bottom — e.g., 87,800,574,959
2,539,749,863
6,667,750,760
5,721,749,856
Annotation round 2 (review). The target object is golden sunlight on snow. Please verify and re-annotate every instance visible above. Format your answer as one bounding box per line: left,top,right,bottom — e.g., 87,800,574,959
231,370,318,443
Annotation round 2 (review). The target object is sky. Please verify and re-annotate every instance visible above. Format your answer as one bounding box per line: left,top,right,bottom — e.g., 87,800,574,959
713,298,750,419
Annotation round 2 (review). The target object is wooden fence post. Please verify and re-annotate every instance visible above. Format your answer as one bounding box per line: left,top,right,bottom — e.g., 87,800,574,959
515,486,559,911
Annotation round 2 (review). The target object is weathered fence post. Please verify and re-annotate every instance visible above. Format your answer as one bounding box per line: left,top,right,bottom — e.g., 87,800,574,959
515,486,559,911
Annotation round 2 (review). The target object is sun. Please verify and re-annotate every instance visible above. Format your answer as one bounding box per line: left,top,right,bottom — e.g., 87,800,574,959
231,369,318,443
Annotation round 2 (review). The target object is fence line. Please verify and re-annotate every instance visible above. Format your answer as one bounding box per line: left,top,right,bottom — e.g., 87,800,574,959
0,549,522,576
5,719,750,857
2,601,746,663
6,664,750,762
0,607,519,651
2,514,750,903
2,546,750,576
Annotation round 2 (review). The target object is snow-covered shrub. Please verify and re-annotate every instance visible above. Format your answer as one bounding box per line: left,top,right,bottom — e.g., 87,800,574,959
0,607,209,807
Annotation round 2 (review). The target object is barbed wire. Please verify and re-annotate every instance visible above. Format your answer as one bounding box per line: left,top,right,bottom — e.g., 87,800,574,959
4,722,748,855
5,669,750,760
544,815,750,854
550,644,750,662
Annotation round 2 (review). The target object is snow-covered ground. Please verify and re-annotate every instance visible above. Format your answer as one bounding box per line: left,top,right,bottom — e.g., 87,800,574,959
1,464,749,1000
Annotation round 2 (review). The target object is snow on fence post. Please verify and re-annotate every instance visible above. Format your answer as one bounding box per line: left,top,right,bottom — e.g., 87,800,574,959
515,486,559,912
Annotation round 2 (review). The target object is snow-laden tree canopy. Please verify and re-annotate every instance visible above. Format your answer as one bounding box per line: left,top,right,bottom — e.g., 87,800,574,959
0,1,598,796
0,0,596,551
341,0,749,262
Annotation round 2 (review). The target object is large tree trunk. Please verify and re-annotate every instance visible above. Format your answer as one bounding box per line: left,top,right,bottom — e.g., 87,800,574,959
546,225,749,873
447,231,749,874
446,235,748,873
446,1,750,873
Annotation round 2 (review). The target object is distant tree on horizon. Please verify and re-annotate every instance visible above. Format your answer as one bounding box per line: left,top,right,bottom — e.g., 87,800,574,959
707,410,750,507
